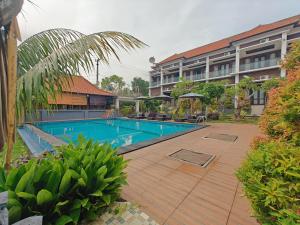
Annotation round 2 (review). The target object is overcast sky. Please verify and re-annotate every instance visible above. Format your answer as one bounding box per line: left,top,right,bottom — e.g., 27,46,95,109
18,0,300,86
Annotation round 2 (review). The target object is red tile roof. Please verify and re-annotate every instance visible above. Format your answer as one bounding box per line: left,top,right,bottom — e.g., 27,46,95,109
61,76,114,96
160,14,300,64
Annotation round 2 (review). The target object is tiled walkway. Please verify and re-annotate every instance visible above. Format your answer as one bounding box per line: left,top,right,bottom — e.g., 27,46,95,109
121,123,260,225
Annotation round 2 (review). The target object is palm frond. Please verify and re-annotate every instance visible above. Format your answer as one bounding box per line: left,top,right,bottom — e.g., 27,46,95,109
16,28,147,117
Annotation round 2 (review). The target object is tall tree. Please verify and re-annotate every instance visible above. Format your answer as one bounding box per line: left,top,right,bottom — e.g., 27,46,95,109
233,77,258,120
131,77,149,96
101,75,126,94
171,78,193,99
194,81,226,105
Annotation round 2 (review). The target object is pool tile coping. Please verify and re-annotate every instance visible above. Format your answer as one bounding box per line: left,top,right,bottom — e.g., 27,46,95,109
117,125,207,155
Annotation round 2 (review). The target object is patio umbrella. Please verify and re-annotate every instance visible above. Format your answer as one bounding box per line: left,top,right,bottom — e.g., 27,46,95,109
135,96,150,100
179,93,204,99
179,93,204,114
151,94,173,101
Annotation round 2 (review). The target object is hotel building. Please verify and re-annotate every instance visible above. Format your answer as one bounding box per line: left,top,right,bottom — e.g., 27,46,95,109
149,15,300,114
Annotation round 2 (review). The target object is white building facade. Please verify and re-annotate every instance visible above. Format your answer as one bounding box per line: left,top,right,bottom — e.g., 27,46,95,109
149,15,300,115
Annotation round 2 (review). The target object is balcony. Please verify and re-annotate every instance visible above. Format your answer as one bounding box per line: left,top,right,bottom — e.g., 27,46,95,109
192,73,206,81
163,76,179,84
150,81,160,87
150,70,160,76
240,58,280,72
209,67,235,78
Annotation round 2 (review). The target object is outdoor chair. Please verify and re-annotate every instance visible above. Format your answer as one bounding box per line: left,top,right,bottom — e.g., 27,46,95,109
147,112,157,120
127,114,135,118
156,114,171,121
187,115,198,123
135,113,146,119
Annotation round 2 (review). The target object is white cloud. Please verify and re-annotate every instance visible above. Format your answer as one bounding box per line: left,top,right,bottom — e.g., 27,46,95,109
18,0,300,84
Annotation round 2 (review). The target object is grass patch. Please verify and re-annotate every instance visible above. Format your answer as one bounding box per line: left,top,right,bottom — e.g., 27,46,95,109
208,114,259,125
0,134,29,165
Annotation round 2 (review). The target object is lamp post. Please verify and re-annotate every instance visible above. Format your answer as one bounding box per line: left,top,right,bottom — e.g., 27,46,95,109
96,59,100,87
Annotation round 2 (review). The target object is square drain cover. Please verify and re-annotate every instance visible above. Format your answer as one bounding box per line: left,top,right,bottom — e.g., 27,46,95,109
204,133,238,142
169,149,214,167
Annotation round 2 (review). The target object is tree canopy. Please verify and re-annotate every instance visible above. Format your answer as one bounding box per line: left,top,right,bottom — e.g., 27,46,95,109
282,40,300,71
131,77,149,96
171,78,193,99
101,75,126,93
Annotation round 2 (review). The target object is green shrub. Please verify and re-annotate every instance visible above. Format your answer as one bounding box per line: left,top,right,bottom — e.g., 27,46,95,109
237,141,300,225
120,105,134,116
0,136,127,224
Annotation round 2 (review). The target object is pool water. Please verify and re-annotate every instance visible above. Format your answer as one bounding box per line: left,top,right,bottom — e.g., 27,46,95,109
36,118,199,148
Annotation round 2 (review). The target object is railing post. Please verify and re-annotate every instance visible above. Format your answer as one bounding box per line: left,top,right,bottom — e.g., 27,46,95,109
234,46,240,109
205,56,209,83
280,32,287,78
160,67,163,95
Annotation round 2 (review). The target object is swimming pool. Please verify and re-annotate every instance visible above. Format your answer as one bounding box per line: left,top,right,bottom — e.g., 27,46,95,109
36,118,200,148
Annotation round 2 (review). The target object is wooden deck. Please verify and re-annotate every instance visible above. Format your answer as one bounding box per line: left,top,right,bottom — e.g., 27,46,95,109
121,123,260,225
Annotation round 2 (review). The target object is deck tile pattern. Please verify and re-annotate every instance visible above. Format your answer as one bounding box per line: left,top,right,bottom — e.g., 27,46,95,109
121,123,260,225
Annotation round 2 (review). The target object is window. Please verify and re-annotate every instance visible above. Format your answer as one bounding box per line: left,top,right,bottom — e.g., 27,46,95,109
254,58,259,69
251,89,265,105
244,58,250,71
260,56,265,67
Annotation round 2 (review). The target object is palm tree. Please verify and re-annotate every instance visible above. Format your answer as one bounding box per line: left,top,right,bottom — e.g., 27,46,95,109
4,28,146,169
17,28,146,117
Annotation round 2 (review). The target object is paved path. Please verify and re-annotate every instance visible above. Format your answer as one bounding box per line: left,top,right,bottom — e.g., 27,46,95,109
121,123,260,225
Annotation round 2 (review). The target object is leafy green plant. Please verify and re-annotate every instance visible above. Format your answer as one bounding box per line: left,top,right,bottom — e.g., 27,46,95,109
144,100,161,113
120,105,135,116
0,136,127,224
238,43,300,225
237,141,300,225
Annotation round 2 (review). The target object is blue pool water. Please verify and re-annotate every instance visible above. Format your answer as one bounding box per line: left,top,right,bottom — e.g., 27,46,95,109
36,118,199,148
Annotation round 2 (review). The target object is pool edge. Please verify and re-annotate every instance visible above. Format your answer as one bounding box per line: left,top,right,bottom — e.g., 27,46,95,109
117,125,208,155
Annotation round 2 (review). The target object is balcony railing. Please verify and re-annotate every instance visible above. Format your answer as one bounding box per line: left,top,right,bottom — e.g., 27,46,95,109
184,73,206,81
192,73,206,81
240,58,280,72
150,81,160,87
209,67,235,78
163,76,179,84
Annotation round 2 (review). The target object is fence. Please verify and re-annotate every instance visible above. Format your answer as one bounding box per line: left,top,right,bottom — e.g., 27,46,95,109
26,110,107,122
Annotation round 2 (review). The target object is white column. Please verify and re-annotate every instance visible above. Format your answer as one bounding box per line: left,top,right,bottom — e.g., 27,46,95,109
160,67,163,95
115,98,120,111
280,32,287,78
234,46,240,109
205,56,209,83
179,60,183,79
135,100,140,113
235,45,240,84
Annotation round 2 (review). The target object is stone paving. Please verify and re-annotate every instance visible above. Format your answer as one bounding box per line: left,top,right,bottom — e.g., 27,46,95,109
89,202,159,225
121,123,260,225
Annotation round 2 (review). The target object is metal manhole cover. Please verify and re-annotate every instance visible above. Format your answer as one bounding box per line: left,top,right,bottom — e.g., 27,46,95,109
204,133,238,142
169,149,215,167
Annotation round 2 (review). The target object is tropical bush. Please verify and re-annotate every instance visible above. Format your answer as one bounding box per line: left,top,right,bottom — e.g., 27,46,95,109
237,141,300,225
120,105,135,116
144,100,161,113
0,137,127,224
237,48,300,224
259,68,300,146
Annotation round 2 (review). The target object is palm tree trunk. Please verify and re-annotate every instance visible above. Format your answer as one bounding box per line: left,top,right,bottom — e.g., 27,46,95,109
0,36,8,151
5,17,20,170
